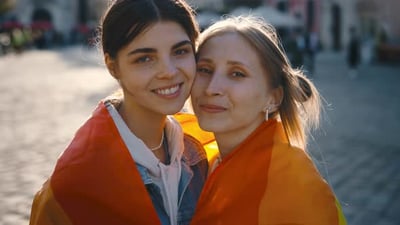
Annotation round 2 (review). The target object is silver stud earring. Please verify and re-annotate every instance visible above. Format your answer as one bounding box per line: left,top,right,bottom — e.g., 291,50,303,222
263,106,270,121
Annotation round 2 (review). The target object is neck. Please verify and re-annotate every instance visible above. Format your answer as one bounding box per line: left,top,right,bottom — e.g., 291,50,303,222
118,101,166,147
215,119,265,159
215,134,244,159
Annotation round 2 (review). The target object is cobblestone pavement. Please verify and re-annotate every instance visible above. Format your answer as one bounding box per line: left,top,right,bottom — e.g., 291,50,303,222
0,47,117,225
308,52,400,225
0,46,399,224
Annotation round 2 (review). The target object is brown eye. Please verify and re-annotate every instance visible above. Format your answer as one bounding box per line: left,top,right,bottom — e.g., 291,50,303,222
197,67,212,75
135,56,152,63
174,48,190,56
231,71,246,78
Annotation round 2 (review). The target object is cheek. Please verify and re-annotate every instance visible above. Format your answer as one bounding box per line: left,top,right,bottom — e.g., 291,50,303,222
232,88,266,112
190,80,202,99
179,57,196,77
191,75,209,94
120,68,148,87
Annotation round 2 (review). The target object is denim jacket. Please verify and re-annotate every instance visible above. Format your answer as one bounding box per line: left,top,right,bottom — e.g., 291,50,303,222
136,135,208,225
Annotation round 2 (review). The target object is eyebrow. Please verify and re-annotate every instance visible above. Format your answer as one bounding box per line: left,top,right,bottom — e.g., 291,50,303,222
127,40,192,56
227,60,251,68
173,40,192,49
198,58,251,69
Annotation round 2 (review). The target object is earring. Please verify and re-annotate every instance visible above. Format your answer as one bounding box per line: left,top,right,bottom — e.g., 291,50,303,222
263,106,270,121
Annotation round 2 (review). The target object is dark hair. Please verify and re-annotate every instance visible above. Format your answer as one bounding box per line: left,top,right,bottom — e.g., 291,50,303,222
100,0,199,58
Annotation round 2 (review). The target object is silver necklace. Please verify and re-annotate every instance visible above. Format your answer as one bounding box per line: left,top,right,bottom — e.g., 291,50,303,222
149,130,164,151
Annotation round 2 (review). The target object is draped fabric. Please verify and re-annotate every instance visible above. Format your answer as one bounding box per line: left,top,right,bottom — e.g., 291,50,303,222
30,102,161,225
29,103,212,225
190,119,347,225
29,104,346,225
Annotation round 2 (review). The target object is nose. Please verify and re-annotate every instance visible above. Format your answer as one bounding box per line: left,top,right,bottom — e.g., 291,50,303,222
205,72,224,96
157,56,177,79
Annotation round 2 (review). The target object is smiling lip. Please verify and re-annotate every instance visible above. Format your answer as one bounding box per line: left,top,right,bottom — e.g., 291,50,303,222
200,104,226,113
153,83,183,98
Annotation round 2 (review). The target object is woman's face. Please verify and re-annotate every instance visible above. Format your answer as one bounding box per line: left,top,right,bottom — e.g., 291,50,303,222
106,21,196,115
191,32,276,138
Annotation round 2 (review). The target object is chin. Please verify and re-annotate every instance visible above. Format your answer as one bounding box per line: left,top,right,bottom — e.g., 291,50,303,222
198,118,222,132
164,103,186,115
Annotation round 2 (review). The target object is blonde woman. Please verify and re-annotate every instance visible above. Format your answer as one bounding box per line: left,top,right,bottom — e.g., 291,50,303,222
190,16,347,225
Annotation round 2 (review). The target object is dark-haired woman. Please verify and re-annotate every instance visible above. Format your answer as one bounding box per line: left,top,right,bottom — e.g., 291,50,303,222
190,15,347,225
29,0,210,224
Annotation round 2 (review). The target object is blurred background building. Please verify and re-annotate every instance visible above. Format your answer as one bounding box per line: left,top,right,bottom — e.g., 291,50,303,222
0,0,107,50
0,0,399,61
193,0,400,63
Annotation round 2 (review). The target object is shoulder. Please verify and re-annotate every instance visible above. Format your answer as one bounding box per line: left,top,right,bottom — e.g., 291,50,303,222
56,102,114,168
182,134,208,166
270,144,327,187
267,142,337,201
261,144,341,223
52,101,129,186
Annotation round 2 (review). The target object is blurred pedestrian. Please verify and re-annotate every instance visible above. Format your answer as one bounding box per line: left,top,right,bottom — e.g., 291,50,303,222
303,28,319,76
285,28,304,69
29,0,210,224
347,26,361,79
0,31,11,55
10,28,25,53
190,15,347,225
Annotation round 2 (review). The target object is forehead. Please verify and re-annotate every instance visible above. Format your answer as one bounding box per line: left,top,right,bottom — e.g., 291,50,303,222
124,21,190,50
199,32,257,62
199,32,262,67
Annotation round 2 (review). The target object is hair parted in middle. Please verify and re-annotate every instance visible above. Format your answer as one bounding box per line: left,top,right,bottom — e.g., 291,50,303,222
196,15,321,148
99,0,200,58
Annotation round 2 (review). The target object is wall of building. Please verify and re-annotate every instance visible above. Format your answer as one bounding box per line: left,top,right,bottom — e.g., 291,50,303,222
357,0,400,41
5,0,107,43
5,0,398,49
8,0,75,37
319,0,354,50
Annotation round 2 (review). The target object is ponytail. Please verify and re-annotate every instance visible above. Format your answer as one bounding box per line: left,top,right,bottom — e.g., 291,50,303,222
279,67,321,148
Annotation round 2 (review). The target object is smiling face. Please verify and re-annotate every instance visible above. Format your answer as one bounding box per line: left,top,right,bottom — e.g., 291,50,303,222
191,32,280,144
106,21,196,115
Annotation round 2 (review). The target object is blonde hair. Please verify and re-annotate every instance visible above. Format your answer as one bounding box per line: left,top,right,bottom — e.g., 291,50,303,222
197,16,321,148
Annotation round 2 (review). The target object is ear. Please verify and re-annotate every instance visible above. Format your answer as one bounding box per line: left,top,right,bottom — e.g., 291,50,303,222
267,86,283,112
105,53,118,79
